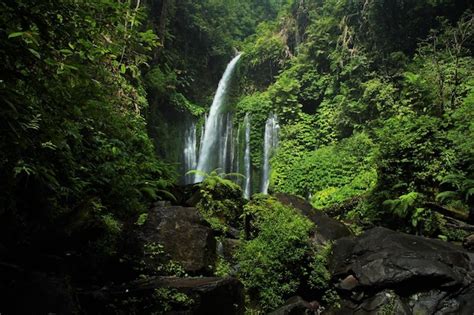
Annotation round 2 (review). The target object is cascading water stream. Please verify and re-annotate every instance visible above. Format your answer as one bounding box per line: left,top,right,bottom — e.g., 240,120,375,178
199,114,207,157
195,54,242,182
219,113,233,171
234,123,241,177
183,121,197,184
243,113,251,199
261,113,279,194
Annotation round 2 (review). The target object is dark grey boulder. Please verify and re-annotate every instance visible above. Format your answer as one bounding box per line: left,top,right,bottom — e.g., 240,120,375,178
330,227,472,290
275,193,351,245
326,227,474,315
140,206,216,274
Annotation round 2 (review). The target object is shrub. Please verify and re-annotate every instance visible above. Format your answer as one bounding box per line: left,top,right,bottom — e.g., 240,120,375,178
194,170,245,232
236,195,313,311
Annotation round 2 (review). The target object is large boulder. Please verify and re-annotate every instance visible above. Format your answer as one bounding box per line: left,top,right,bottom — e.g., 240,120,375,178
140,206,216,274
330,227,472,290
326,227,474,314
275,193,352,244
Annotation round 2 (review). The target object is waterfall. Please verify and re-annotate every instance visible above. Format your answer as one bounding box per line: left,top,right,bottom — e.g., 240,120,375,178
229,115,236,173
261,113,279,194
235,123,241,177
243,113,251,199
183,121,197,184
199,114,207,157
195,54,242,182
219,113,233,171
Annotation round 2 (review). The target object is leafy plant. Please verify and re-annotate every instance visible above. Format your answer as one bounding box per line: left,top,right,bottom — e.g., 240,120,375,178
190,169,245,232
236,195,313,311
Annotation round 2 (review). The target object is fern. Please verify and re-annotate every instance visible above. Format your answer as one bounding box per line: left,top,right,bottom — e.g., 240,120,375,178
383,192,421,218
437,173,474,203
436,191,458,202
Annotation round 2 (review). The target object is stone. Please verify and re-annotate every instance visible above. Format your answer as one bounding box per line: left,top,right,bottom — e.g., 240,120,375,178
140,206,216,274
355,290,410,315
409,290,449,315
269,296,317,315
326,227,474,315
463,234,474,251
329,227,472,290
338,275,359,291
275,193,352,245
454,284,474,315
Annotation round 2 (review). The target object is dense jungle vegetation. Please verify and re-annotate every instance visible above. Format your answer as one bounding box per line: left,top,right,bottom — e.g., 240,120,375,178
0,0,473,314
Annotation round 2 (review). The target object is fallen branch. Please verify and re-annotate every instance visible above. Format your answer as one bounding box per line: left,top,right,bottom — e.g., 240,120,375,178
444,216,474,232
424,202,469,221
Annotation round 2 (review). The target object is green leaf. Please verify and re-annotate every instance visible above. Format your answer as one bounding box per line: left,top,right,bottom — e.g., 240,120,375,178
8,32,24,39
28,48,41,59
120,63,126,74
59,49,73,55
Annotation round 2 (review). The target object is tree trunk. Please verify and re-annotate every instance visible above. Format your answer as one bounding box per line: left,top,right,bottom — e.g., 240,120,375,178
157,0,169,49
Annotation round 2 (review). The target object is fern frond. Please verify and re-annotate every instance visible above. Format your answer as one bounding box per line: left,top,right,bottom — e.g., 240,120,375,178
436,191,458,202
156,189,177,202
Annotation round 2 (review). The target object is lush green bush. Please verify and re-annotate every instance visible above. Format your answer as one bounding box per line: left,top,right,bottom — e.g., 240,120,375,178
194,170,245,232
273,132,376,199
236,195,313,311
311,169,377,210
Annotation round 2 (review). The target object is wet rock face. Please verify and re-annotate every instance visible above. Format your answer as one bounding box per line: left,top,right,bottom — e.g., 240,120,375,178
330,227,472,290
274,193,352,245
326,227,474,315
141,206,216,274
